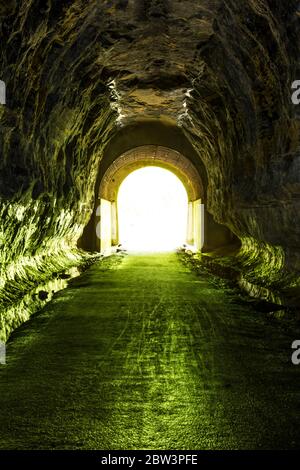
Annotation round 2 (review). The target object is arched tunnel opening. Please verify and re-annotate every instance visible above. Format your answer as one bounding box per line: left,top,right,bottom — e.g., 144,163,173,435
117,166,189,252
0,0,300,453
80,140,236,254
82,144,209,253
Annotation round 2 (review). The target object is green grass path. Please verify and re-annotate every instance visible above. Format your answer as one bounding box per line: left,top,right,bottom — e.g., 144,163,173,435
0,252,299,449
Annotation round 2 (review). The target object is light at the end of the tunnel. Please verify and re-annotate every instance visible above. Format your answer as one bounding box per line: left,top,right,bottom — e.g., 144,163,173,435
117,166,188,252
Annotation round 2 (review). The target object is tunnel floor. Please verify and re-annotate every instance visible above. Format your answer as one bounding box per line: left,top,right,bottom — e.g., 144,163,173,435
0,252,299,450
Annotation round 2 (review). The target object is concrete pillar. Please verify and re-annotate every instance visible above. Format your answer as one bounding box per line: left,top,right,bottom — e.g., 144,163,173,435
111,201,118,246
99,198,112,254
193,199,204,251
187,201,194,245
186,199,205,251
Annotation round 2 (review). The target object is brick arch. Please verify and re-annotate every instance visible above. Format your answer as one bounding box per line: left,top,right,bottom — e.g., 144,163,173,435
99,145,204,202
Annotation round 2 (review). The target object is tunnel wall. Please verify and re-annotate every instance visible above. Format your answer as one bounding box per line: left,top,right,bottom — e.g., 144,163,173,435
0,1,117,341
180,1,300,289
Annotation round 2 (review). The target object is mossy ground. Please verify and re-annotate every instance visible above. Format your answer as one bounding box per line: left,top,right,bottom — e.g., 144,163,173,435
0,252,299,449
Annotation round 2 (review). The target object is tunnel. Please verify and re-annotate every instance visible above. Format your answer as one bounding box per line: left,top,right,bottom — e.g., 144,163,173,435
81,143,233,253
79,122,237,254
0,0,300,453
97,145,204,252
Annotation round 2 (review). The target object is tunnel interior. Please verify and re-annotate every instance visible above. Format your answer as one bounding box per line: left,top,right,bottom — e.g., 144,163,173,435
117,166,188,252
0,0,299,343
1,0,300,453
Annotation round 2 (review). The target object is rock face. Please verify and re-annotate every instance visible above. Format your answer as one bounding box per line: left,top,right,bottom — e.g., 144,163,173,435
0,0,300,338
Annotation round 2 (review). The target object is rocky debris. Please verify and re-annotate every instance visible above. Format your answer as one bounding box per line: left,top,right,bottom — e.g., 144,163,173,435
37,290,48,301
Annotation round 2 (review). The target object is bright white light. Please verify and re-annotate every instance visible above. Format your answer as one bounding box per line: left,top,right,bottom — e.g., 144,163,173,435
117,166,188,252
